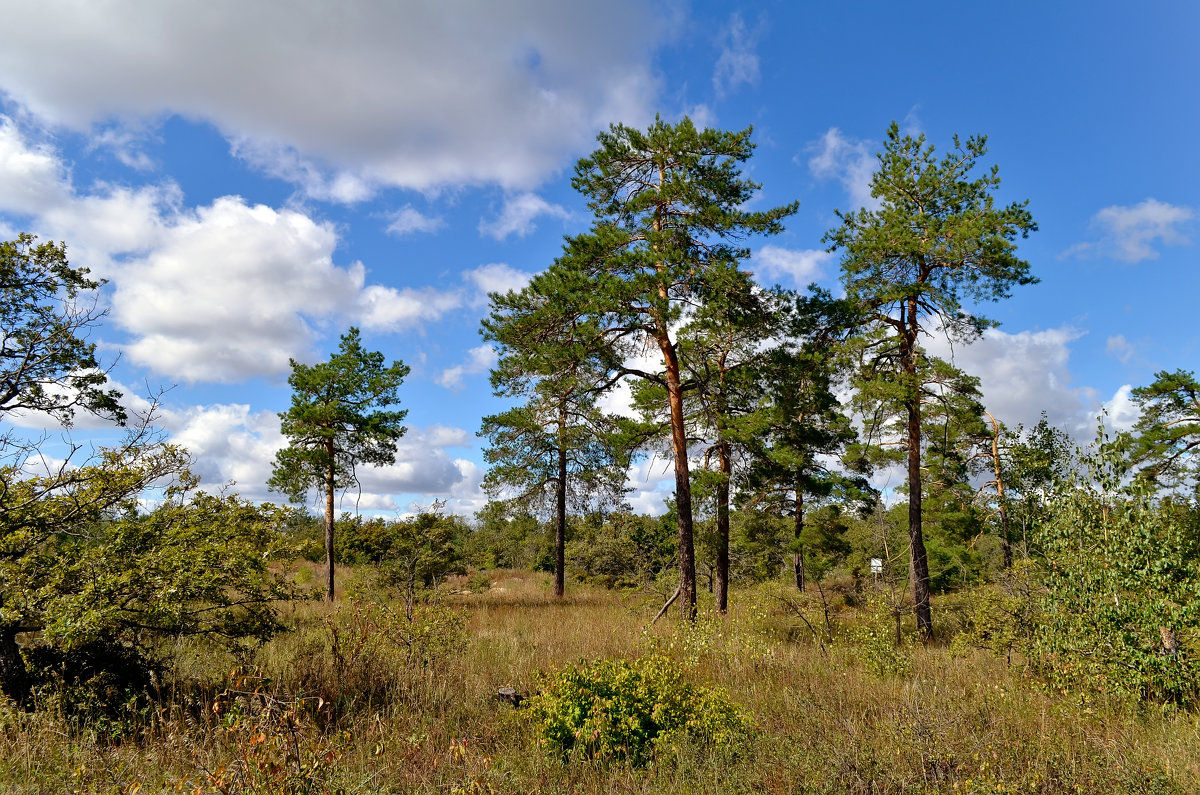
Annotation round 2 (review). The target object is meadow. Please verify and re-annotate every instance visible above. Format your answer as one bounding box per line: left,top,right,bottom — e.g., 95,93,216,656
3,566,1198,794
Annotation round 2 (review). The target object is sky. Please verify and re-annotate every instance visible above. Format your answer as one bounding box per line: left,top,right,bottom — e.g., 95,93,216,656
0,0,1196,517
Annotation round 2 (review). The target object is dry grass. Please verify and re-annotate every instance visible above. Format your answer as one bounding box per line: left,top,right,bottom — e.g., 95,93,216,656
2,571,1199,793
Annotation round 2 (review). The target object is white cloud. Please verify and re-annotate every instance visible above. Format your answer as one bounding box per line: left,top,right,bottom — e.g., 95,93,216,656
438,344,498,391
1063,198,1193,263
752,245,833,286
625,455,674,516
713,13,760,96
0,1,666,197
159,403,483,511
0,115,475,382
1102,384,1140,433
386,205,445,237
925,325,1101,438
478,192,571,240
166,403,283,498
1106,334,1135,364
112,197,366,382
806,127,878,211
357,283,465,332
354,426,479,498
0,116,70,213
463,262,534,300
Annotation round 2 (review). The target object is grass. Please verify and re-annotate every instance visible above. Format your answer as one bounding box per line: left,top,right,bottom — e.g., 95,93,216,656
2,570,1199,793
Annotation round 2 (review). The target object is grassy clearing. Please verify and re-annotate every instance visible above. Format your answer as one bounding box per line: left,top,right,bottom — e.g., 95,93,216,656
2,571,1199,793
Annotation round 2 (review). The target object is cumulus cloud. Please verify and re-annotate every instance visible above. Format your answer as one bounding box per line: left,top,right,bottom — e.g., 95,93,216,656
1102,384,1140,433
0,114,477,383
463,262,534,300
0,116,71,213
925,325,1100,437
111,197,366,382
357,284,465,332
478,192,571,240
385,205,445,237
166,403,283,497
159,402,482,511
806,127,878,211
752,245,833,286
713,13,760,96
438,344,498,391
0,1,665,197
1062,198,1193,263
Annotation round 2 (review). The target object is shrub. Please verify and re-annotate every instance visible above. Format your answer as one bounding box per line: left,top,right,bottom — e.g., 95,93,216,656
24,639,156,741
843,594,913,678
1032,477,1200,707
525,654,753,766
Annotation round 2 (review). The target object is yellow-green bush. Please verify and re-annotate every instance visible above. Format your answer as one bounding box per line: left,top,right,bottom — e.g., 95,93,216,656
525,654,753,767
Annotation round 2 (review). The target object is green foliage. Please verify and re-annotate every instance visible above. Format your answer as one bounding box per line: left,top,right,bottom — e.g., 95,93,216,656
269,327,409,503
373,512,468,611
566,512,675,589
1,446,299,705
950,560,1043,663
525,654,753,766
24,639,155,741
520,115,798,617
0,233,125,426
1126,369,1200,492
30,488,299,651
826,122,1038,637
844,594,913,678
1030,446,1200,706
463,504,551,571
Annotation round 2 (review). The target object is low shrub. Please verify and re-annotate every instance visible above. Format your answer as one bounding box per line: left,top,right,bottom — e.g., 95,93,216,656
525,654,753,766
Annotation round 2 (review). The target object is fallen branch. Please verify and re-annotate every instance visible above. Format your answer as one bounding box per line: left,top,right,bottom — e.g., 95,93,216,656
652,586,682,624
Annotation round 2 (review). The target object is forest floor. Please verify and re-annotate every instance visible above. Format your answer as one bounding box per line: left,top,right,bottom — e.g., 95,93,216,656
2,568,1199,793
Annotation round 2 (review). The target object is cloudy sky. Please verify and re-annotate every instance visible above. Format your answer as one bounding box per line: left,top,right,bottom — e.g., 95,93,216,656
1,0,1196,515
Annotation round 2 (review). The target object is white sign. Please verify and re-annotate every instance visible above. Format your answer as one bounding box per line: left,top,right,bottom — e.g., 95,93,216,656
870,558,883,574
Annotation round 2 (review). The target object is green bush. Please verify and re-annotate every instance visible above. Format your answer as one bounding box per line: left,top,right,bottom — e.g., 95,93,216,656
525,654,753,766
843,595,913,678
1032,483,1200,707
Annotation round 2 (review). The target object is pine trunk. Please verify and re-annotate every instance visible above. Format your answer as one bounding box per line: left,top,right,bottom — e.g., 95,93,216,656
555,407,568,599
903,297,933,640
325,439,336,602
662,342,697,621
793,486,805,590
715,442,731,613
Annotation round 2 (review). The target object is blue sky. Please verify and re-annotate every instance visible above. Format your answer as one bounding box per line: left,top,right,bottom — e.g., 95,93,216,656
0,0,1196,516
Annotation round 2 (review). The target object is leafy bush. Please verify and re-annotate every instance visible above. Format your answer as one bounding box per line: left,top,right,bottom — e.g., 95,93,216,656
24,639,155,740
1032,470,1200,707
949,559,1042,664
525,654,753,766
843,594,913,678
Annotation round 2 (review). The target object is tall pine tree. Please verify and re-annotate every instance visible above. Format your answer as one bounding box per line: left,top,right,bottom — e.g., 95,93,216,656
825,124,1037,638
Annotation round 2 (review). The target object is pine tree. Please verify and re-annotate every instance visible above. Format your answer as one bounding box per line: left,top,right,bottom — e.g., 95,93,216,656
825,123,1037,638
533,117,796,618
